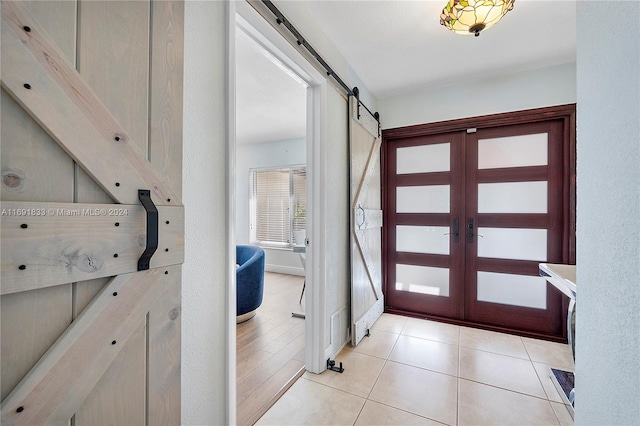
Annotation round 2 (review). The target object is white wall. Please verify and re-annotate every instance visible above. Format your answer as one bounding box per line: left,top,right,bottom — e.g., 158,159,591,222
575,2,640,424
377,62,576,130
236,137,306,275
182,1,229,425
272,0,376,110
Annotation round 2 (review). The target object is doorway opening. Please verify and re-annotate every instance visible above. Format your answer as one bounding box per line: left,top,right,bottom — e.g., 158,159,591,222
230,2,328,423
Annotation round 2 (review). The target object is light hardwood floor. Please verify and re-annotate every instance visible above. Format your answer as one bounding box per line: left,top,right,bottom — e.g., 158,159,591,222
236,272,306,425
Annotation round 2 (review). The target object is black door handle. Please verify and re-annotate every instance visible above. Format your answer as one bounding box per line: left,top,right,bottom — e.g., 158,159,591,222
445,217,459,242
467,218,474,243
453,217,459,242
138,189,158,271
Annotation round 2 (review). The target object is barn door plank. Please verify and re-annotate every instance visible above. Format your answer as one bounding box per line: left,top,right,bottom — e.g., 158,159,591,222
350,97,384,346
72,3,152,423
73,326,146,425
1,201,184,295
0,1,181,207
0,0,76,403
149,0,184,196
147,2,184,423
78,0,150,153
0,266,179,426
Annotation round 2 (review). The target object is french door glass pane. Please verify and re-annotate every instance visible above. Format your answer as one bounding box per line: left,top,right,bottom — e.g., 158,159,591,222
478,133,547,169
397,185,450,213
397,143,450,174
477,271,547,309
477,228,547,261
478,181,547,213
396,225,449,255
396,264,450,297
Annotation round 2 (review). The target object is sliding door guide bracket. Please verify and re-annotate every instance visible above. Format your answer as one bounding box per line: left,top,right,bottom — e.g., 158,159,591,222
327,358,344,374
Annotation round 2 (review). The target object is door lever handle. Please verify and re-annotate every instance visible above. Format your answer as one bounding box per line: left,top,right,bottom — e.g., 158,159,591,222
467,218,483,243
444,217,460,242
453,217,459,242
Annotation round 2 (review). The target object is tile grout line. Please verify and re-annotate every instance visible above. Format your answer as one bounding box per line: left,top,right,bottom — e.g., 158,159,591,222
364,331,398,400
458,376,556,402
371,326,451,426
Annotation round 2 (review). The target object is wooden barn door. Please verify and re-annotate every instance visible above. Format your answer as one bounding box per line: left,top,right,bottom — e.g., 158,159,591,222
1,2,184,425
350,96,383,346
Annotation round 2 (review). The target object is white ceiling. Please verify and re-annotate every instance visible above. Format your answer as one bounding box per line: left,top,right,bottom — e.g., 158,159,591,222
236,0,576,144
236,27,308,145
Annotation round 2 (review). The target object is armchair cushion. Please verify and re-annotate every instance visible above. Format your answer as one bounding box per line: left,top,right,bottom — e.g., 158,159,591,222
236,245,265,322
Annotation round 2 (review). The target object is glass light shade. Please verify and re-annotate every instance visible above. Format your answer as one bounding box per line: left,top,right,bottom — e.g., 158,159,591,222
440,0,515,37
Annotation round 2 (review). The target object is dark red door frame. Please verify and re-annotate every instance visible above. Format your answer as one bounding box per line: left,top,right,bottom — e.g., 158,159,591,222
381,104,576,342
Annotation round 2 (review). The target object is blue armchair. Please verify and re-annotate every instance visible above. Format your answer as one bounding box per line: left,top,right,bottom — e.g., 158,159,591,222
236,245,265,323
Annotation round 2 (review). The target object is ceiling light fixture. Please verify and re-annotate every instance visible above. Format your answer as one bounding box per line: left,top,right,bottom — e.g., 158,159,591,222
440,0,515,37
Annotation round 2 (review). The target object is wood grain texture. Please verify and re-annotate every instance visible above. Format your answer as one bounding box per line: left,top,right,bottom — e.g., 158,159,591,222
73,324,146,426
72,3,151,422
1,201,184,295
72,279,109,319
24,1,76,62
1,3,184,424
237,360,304,426
0,266,179,426
149,0,184,198
78,0,150,153
0,0,76,201
0,90,74,201
0,285,72,401
146,2,184,424
147,266,182,426
0,0,76,408
237,273,306,424
0,1,181,206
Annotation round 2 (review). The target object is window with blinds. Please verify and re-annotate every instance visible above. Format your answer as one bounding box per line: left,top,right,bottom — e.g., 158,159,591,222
250,166,306,248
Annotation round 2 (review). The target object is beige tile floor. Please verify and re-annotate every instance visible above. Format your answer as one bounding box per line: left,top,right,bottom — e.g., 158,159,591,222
256,314,575,426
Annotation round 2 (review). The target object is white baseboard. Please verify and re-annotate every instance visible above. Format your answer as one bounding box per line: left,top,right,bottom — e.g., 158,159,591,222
265,264,305,276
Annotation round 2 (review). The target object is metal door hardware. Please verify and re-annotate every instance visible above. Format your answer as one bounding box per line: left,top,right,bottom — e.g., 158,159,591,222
467,218,483,243
327,358,344,373
137,189,158,271
445,217,460,242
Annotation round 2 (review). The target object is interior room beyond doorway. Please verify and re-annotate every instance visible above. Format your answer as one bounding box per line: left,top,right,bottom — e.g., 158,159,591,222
234,14,309,425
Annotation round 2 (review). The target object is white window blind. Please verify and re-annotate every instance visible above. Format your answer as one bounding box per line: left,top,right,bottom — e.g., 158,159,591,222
292,168,306,233
250,166,306,248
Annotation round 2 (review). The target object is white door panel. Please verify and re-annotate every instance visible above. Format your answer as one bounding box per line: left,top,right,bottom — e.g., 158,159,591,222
350,96,383,346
